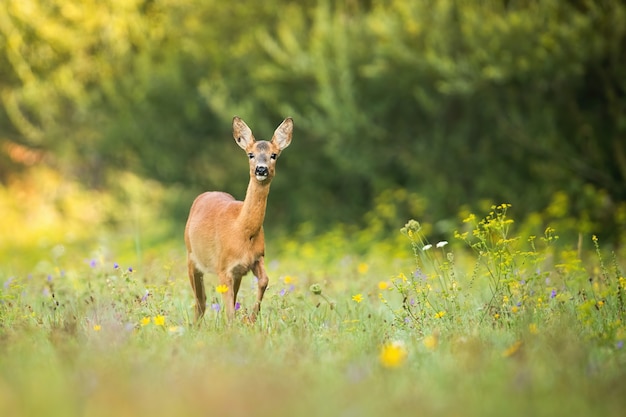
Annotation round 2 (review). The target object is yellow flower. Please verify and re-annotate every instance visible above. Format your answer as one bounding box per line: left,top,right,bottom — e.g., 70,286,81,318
153,315,165,326
216,284,229,294
352,293,363,303
283,275,294,285
140,316,151,326
528,323,538,334
502,340,523,358
378,293,387,304
379,341,408,368
423,334,438,351
434,311,446,319
93,324,102,332
358,263,369,274
378,281,389,290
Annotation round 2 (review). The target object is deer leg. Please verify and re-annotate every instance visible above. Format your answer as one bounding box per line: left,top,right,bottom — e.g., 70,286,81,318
218,271,241,322
187,257,206,321
251,257,269,321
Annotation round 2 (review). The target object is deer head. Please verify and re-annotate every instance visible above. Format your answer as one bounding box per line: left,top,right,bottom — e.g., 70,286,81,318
233,116,293,183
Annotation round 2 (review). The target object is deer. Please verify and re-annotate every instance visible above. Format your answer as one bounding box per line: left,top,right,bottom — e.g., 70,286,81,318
184,116,293,323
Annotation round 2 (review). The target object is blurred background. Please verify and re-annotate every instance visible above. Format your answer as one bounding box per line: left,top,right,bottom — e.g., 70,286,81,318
1,0,625,269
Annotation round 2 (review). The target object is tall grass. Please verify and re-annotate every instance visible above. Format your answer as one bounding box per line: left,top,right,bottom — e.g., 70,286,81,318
1,171,625,416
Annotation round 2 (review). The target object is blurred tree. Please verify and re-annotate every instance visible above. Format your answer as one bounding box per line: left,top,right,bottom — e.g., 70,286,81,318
1,0,624,239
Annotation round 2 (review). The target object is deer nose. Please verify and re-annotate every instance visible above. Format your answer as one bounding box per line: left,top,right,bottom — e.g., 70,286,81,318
255,166,269,177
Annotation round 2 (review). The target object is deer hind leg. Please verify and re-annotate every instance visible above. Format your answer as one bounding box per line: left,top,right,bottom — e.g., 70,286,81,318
188,257,206,321
251,256,269,321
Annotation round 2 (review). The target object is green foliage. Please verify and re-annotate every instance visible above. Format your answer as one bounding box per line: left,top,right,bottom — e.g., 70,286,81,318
390,205,625,351
1,202,626,416
1,0,626,235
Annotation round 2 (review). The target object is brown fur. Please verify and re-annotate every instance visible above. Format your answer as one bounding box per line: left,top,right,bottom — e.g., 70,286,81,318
184,117,293,322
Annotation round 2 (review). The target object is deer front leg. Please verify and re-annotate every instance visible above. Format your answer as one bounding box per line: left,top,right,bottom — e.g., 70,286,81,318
188,257,206,322
251,257,269,322
218,271,243,322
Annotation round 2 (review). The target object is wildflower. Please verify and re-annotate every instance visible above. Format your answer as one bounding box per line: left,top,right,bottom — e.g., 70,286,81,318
113,263,119,269
283,275,294,285
423,334,438,351
140,290,150,303
168,326,184,335
422,244,432,251
617,341,624,349
436,241,448,248
3,277,14,289
502,340,523,358
153,315,165,326
140,317,151,326
90,259,97,268
358,263,369,274
235,302,241,311
528,323,538,334
352,294,363,303
550,289,557,299
378,293,387,304
379,341,408,368
378,281,389,290
216,284,229,294
211,303,221,312
309,284,322,295
434,311,446,319
128,267,133,273
93,324,102,331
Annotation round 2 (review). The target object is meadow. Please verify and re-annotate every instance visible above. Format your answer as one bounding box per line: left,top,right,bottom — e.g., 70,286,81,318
1,170,625,417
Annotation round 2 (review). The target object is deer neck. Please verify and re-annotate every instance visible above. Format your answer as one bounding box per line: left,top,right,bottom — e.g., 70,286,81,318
238,179,270,236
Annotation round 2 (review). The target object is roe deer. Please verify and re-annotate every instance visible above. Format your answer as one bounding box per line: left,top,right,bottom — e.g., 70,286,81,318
184,116,293,322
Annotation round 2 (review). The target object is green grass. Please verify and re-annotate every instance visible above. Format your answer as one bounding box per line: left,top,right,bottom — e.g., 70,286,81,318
1,202,626,417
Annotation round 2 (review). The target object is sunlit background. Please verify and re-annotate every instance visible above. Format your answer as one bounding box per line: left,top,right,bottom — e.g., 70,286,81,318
1,2,625,416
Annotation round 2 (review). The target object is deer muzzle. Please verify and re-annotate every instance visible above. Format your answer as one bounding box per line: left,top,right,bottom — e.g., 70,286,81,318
255,165,269,181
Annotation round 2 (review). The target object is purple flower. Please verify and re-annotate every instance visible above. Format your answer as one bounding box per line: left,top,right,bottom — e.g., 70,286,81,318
128,267,133,273
3,277,14,289
211,303,221,312
550,289,557,299
413,270,427,281
113,263,119,269
47,275,53,282
140,290,150,303
617,340,624,349
90,259,97,268
279,288,287,297
235,302,241,311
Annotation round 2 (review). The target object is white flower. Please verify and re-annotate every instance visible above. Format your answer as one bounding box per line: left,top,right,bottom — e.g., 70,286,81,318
422,244,432,251
436,241,449,248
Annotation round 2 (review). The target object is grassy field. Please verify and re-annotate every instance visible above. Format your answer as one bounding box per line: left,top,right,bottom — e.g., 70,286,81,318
1,173,625,416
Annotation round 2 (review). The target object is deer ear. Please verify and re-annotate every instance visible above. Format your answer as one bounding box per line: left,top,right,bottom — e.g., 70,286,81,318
272,117,293,151
233,116,254,150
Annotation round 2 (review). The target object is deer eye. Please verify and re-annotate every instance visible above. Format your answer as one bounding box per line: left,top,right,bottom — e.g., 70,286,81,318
270,153,277,160
248,153,254,159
